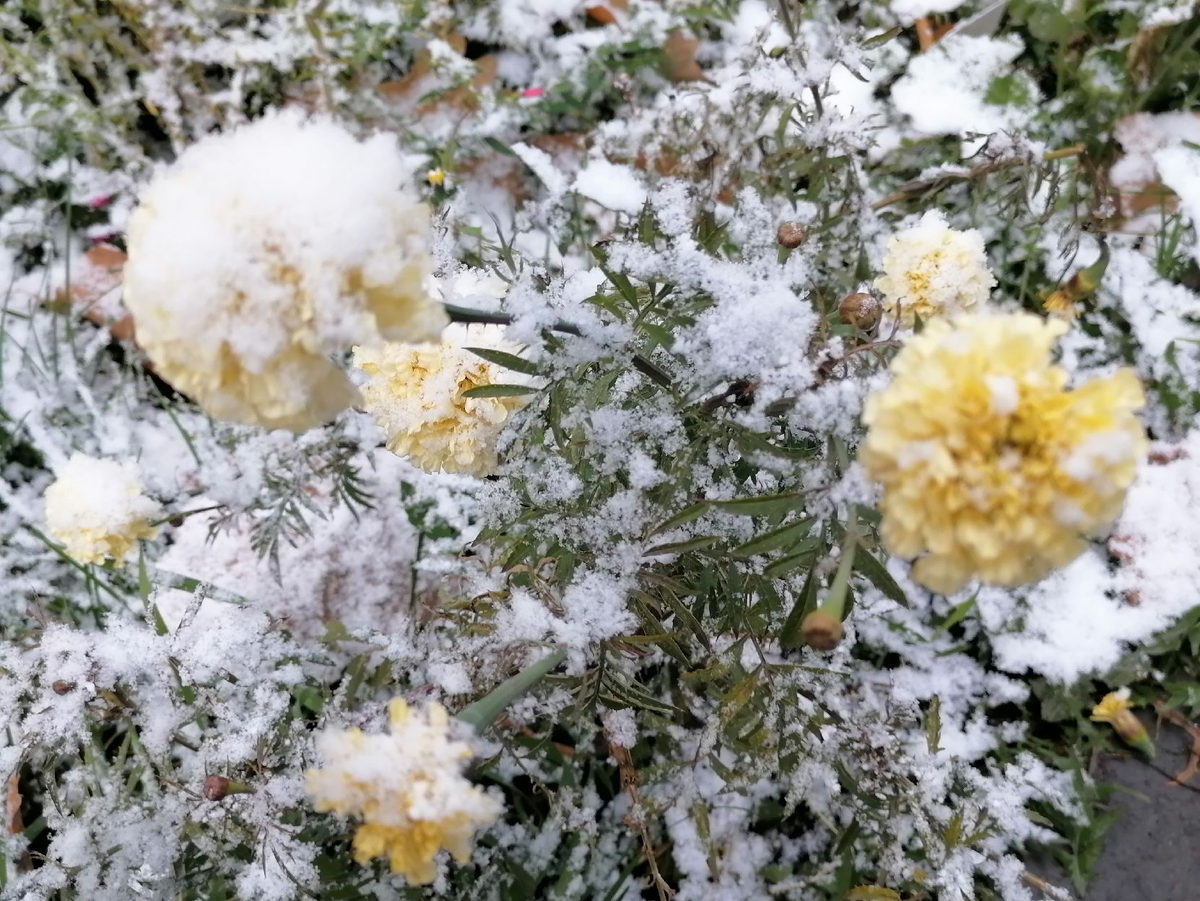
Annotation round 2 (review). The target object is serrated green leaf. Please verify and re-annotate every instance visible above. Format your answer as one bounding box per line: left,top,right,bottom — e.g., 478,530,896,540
846,888,901,901
644,535,722,556
649,501,711,536
464,346,542,376
730,518,812,558
460,383,540,399
763,544,818,578
852,547,909,607
659,588,712,652
711,492,807,517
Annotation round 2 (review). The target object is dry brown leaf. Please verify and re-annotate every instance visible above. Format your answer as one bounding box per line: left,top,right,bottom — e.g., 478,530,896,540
6,774,22,835
915,17,954,52
1157,706,1200,786
586,0,627,25
379,37,497,114
663,30,705,83
60,245,136,341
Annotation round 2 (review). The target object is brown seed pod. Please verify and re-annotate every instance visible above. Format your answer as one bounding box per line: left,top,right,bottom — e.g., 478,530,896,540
838,292,881,330
776,221,808,249
51,681,74,695
800,609,844,651
203,776,232,801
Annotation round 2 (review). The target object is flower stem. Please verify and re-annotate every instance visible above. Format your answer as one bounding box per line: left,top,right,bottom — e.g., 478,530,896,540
456,648,567,733
800,509,859,650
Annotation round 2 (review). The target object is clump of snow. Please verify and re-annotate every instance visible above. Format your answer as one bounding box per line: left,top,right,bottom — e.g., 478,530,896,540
573,159,648,214
891,34,1033,142
156,453,417,638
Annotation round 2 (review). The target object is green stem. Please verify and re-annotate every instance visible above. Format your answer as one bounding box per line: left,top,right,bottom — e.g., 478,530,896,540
818,508,859,622
457,648,567,733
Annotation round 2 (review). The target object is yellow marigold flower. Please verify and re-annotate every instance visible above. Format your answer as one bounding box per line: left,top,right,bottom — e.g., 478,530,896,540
353,324,532,476
122,110,446,432
44,454,160,564
874,210,996,325
305,699,501,884
1090,688,1155,756
861,312,1146,594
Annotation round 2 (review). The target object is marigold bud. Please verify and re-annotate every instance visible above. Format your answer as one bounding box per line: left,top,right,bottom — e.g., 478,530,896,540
800,609,843,651
203,775,252,801
839,292,881,330
776,221,808,249
204,776,231,800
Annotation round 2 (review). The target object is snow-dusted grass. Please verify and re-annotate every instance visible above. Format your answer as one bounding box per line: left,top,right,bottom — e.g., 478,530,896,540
2,2,1200,900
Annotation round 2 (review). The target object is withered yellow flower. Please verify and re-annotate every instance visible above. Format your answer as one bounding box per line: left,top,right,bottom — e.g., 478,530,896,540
44,454,160,564
306,699,501,884
1091,688,1155,755
353,324,532,476
874,210,996,325
122,111,446,432
861,312,1146,594
1041,289,1078,320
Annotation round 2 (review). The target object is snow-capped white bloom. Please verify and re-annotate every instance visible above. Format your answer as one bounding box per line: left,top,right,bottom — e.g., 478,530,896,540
44,454,160,564
305,699,502,884
353,323,534,476
874,210,996,324
122,110,446,432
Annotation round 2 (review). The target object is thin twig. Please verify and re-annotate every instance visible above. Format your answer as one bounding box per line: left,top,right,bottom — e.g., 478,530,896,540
871,145,1086,211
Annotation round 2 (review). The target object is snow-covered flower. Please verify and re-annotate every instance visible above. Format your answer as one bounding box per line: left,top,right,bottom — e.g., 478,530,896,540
353,323,533,476
874,210,996,325
44,454,160,564
305,699,501,884
122,110,446,432
1090,688,1154,755
861,312,1146,594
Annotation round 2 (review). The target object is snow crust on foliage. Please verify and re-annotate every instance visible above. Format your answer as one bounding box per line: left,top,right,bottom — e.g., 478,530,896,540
891,34,1032,139
573,159,648,214
4,1,1200,900
156,454,418,638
